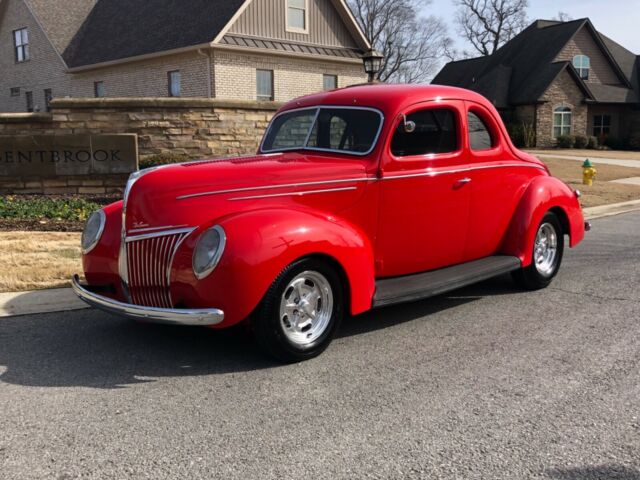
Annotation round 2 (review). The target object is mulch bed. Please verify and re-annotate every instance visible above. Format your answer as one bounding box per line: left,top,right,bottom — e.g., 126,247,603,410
0,218,84,232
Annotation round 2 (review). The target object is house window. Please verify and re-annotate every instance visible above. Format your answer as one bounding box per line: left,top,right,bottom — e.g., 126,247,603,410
573,55,590,80
94,81,105,98
391,108,458,156
10,87,20,97
13,28,29,62
287,0,308,32
44,89,52,112
25,91,33,112
467,111,494,151
256,69,274,101
168,70,181,97
323,74,337,91
593,114,611,136
553,106,572,138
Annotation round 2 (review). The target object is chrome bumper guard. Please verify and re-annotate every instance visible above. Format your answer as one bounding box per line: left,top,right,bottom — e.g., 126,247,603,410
71,275,224,326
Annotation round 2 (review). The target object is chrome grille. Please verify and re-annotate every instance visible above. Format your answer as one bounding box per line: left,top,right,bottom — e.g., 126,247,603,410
125,229,193,308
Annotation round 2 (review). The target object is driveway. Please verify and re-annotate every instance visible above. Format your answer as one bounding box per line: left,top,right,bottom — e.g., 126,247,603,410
1,212,639,479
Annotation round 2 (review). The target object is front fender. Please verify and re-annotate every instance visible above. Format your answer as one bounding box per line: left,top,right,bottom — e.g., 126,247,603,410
171,208,375,327
501,176,585,267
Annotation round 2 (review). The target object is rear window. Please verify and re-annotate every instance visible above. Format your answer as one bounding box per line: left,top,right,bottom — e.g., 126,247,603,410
261,107,383,156
391,108,458,156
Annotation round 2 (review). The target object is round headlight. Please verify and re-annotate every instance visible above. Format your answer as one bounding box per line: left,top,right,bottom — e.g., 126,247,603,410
192,225,226,279
81,210,106,254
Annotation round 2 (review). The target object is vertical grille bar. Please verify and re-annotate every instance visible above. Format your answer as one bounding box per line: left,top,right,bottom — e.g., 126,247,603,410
124,228,194,308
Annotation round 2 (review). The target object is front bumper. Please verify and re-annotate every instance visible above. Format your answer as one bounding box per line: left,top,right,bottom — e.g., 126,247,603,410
71,275,224,326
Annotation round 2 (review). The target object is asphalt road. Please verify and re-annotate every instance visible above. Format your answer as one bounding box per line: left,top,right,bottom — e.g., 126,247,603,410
1,212,639,480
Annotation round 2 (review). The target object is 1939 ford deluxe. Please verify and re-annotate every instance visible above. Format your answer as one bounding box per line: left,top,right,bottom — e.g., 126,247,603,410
73,84,587,362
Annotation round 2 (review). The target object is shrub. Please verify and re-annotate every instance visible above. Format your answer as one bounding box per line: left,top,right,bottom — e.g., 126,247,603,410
586,136,598,149
0,197,101,221
556,135,574,148
506,122,536,148
603,136,628,150
573,135,588,149
139,152,190,170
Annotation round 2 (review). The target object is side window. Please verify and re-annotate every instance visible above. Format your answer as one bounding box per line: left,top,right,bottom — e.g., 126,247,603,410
468,111,494,151
391,108,458,157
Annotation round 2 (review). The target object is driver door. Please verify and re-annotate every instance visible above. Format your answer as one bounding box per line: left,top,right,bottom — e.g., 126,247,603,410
376,101,471,277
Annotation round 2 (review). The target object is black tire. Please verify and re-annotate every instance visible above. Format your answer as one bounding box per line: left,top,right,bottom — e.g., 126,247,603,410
512,211,564,290
250,258,344,363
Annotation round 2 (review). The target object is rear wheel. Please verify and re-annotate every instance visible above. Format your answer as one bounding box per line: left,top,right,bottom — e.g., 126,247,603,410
251,258,344,362
512,212,564,290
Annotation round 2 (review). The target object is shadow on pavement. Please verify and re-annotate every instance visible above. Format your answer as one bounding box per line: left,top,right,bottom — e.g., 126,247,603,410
546,465,640,480
0,275,519,389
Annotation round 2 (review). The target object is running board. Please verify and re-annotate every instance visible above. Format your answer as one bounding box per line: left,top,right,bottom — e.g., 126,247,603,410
373,256,521,308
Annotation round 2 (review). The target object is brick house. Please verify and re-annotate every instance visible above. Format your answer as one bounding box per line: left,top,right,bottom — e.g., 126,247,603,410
0,0,369,113
433,19,640,147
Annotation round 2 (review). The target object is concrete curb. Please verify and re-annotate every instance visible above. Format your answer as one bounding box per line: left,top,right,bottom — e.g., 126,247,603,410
0,287,87,318
2,203,640,318
583,199,640,220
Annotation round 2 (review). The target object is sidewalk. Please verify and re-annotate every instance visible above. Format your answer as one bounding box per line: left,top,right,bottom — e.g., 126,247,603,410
532,153,640,169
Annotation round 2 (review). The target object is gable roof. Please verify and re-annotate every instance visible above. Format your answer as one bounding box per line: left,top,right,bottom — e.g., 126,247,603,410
24,0,95,54
63,0,246,68
433,18,639,107
61,0,369,69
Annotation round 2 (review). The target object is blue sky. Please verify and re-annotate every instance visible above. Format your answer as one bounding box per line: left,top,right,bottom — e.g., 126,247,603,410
427,0,640,54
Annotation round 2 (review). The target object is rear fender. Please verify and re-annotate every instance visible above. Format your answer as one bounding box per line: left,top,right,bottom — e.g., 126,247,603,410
172,208,375,327
501,176,585,266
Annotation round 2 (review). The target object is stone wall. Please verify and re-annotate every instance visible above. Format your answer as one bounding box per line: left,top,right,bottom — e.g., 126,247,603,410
0,97,282,194
536,70,588,147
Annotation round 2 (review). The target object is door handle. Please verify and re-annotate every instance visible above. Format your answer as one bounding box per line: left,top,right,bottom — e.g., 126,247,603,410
457,177,472,185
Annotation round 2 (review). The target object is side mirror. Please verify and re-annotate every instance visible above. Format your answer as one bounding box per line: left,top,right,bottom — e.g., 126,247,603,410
401,114,416,133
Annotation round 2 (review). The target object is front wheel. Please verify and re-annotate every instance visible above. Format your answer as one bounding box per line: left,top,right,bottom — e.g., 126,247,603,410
250,258,344,363
512,212,564,290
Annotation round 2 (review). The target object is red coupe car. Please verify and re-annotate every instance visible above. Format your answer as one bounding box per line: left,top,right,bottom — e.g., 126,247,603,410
73,84,587,362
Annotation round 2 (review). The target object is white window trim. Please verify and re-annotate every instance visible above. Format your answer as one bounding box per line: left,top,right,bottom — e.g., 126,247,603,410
552,106,573,139
285,0,309,34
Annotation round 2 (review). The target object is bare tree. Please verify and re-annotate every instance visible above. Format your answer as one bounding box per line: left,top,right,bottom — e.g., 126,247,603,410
454,0,529,56
554,11,573,22
348,0,451,83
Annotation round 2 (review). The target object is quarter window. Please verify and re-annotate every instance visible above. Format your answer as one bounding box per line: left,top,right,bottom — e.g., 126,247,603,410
573,55,590,80
553,107,572,138
168,70,181,97
593,114,611,136
391,108,458,156
256,69,274,101
467,111,494,151
287,0,307,32
323,74,337,91
14,28,29,62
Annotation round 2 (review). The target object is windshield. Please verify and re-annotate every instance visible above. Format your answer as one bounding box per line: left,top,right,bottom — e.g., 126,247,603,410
261,107,384,156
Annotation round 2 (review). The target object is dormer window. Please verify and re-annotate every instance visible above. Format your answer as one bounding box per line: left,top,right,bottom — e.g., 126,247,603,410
286,0,308,33
573,55,590,80
13,28,29,62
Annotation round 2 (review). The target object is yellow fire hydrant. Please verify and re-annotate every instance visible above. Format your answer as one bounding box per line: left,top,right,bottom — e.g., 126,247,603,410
582,159,597,186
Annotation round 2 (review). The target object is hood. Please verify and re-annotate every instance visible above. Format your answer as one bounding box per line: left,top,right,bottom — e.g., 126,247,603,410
124,152,372,232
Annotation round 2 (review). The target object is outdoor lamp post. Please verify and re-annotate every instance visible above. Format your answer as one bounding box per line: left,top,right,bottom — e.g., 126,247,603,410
362,49,384,83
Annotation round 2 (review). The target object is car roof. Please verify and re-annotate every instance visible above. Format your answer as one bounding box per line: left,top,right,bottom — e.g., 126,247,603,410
278,83,494,117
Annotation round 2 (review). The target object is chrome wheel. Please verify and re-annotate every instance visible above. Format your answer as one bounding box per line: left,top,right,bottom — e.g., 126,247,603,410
534,222,558,277
279,270,334,347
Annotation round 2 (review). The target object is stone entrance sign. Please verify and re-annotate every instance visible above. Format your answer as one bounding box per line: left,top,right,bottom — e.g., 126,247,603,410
0,134,138,177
